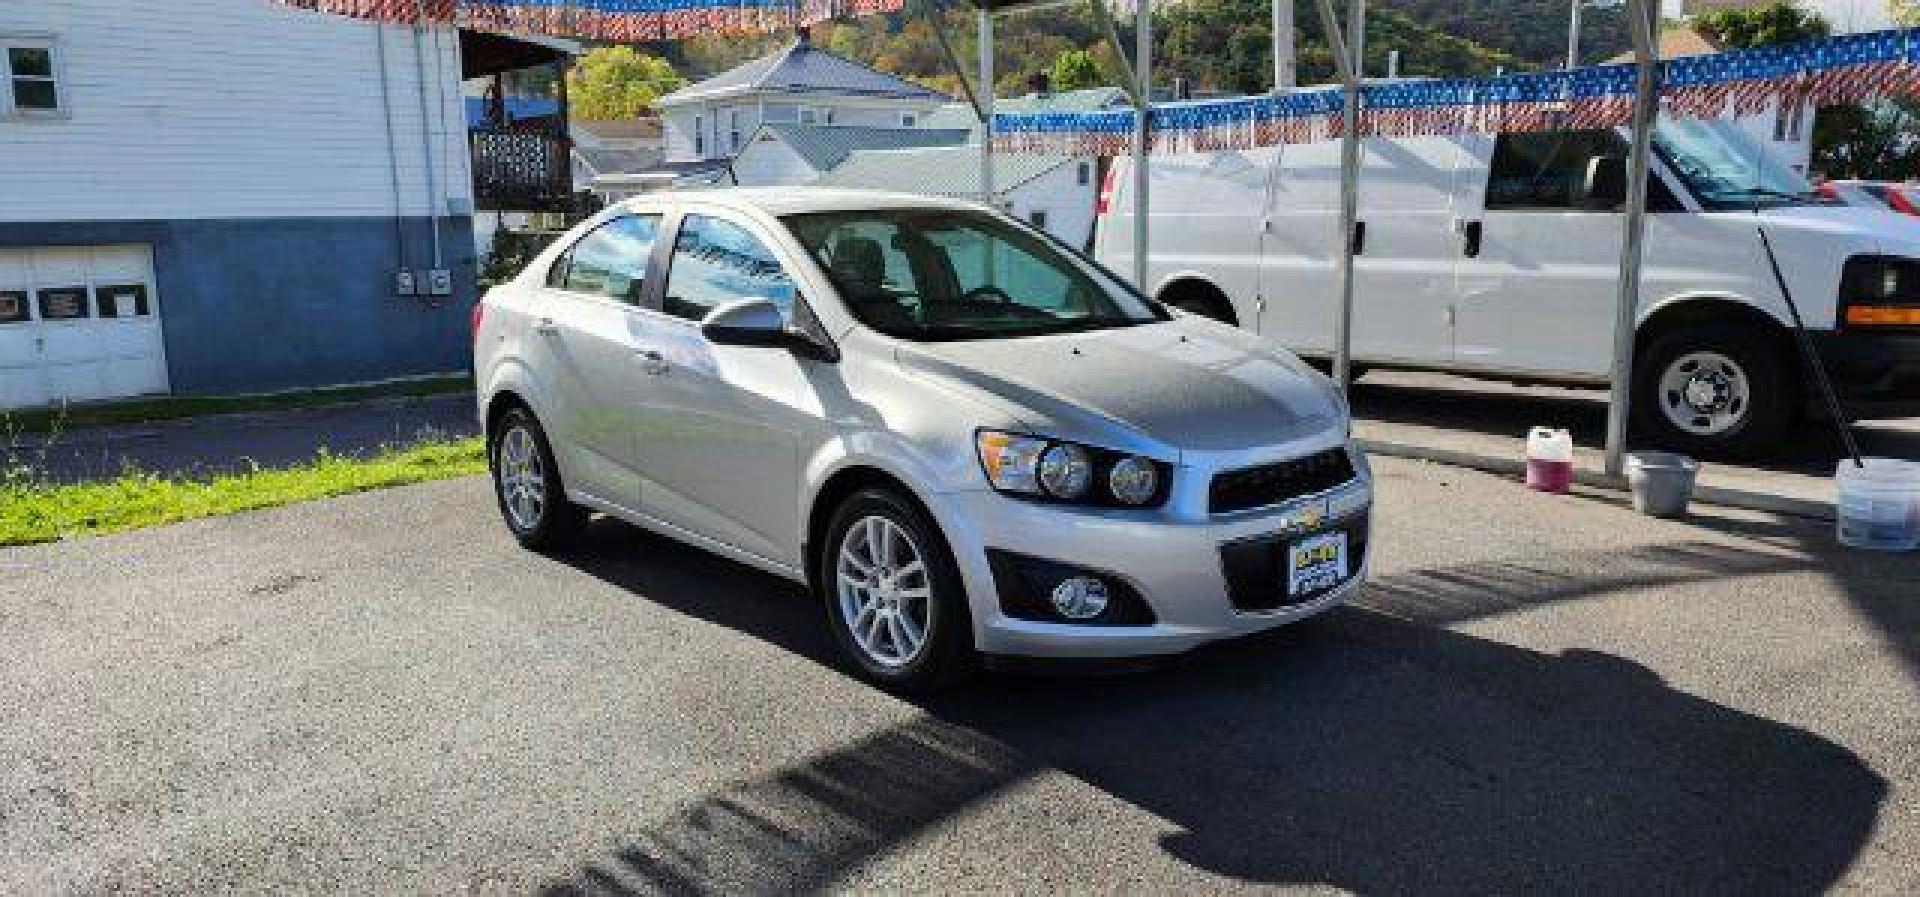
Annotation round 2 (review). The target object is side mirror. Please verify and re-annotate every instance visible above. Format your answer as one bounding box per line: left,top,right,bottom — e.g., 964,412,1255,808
700,298,837,361
1582,155,1628,209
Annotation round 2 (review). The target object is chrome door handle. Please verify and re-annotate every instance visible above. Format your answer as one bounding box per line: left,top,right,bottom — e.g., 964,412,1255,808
637,349,669,375
534,318,560,336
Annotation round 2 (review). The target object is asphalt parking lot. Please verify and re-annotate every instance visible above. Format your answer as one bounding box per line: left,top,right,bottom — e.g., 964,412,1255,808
2,456,1916,894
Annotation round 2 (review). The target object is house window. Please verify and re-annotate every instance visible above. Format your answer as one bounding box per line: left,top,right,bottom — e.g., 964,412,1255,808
1029,210,1049,231
900,112,918,127
1774,97,1807,143
728,110,742,152
3,38,62,116
824,107,837,124
797,106,819,124
693,114,705,156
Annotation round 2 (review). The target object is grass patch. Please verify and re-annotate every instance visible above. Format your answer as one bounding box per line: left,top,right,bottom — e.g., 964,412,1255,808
1,437,487,547
3,375,473,434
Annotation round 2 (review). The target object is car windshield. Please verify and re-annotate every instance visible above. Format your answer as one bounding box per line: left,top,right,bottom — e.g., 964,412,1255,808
1654,118,1821,210
783,208,1166,342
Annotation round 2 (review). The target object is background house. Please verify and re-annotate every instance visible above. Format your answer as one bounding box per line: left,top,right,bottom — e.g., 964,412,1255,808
731,123,971,186
654,29,949,167
815,147,1099,246
0,0,567,408
1608,25,1818,174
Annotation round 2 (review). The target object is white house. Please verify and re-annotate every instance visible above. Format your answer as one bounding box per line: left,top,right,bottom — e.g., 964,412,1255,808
654,29,949,166
0,0,565,408
814,147,1101,247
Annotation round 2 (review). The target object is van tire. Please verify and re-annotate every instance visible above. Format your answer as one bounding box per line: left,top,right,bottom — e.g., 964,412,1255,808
1632,322,1799,459
1160,283,1238,326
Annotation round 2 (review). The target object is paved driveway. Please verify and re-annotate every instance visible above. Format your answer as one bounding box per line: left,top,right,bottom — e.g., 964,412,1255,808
2,458,1915,894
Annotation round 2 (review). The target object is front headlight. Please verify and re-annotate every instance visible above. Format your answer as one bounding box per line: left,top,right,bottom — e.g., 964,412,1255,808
976,430,1169,507
1841,255,1920,329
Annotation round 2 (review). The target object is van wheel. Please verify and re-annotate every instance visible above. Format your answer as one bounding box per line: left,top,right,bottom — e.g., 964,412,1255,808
489,406,588,550
819,488,974,692
1162,285,1238,326
1632,322,1798,459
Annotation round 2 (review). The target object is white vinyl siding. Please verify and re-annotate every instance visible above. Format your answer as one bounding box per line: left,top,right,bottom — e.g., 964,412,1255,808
0,0,469,222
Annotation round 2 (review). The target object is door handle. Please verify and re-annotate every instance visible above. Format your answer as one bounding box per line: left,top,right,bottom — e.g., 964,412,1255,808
1461,220,1484,259
636,348,669,375
1350,220,1367,256
533,318,560,336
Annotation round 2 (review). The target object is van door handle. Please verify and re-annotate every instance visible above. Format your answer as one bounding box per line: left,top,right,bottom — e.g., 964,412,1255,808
636,348,669,375
1350,221,1367,256
1462,220,1484,258
533,318,560,336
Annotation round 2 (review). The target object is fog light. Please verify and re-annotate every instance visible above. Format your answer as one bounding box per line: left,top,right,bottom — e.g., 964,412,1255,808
1050,576,1110,620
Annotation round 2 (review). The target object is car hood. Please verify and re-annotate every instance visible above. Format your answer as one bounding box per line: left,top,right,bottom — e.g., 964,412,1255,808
1761,204,1920,251
892,318,1343,456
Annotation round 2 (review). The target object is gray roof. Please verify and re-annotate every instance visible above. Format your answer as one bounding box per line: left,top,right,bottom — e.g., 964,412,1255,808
572,147,663,179
658,39,950,106
921,87,1132,131
815,145,1074,198
754,123,971,173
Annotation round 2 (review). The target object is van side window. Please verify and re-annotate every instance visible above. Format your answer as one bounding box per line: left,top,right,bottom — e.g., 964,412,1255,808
1487,131,1680,212
662,215,797,324
553,215,663,305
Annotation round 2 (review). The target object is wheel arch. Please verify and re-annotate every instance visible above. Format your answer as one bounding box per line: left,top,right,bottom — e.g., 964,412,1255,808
1635,293,1796,359
1154,274,1241,326
803,462,947,600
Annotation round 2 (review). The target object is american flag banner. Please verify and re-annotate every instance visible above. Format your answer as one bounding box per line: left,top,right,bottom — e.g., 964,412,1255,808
271,0,901,40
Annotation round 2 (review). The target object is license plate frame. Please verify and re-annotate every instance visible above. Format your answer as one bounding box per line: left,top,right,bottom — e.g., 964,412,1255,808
1287,531,1350,598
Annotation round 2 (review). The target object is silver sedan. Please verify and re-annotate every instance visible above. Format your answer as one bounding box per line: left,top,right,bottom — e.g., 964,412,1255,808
474,189,1371,690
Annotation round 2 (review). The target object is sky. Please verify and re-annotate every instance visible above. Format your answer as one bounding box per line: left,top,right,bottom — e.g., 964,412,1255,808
1800,0,1894,31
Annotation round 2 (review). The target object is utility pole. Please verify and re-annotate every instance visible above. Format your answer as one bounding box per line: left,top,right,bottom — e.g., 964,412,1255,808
1568,0,1582,69
1274,0,1296,91
1604,0,1661,477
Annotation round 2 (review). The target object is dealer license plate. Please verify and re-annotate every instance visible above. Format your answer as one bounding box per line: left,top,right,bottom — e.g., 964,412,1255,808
1288,531,1350,597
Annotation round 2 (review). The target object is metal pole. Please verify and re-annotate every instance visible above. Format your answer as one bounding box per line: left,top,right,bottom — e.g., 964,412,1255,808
1274,0,1296,91
1315,0,1364,392
1604,0,1661,477
979,8,995,206
1132,0,1152,290
1567,0,1582,70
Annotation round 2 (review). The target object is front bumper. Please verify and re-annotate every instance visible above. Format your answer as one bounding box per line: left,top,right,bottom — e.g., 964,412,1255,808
1809,330,1920,419
934,465,1374,660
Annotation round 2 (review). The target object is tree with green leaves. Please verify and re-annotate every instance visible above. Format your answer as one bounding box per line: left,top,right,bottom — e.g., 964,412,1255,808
565,46,687,121
1693,2,1830,49
1891,1,1920,26
1050,49,1104,91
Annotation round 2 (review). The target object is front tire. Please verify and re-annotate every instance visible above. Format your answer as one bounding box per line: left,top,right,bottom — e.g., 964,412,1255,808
489,406,588,550
1632,322,1798,459
819,488,974,691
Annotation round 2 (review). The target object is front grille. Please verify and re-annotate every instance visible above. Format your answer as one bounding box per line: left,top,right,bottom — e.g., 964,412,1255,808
1208,448,1356,515
1221,519,1370,613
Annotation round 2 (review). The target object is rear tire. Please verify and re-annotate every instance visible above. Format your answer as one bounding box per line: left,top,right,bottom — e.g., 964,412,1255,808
1632,322,1799,460
489,406,588,550
819,488,974,692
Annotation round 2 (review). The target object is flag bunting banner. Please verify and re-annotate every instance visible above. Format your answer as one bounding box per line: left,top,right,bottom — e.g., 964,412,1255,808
269,0,903,41
993,27,1920,156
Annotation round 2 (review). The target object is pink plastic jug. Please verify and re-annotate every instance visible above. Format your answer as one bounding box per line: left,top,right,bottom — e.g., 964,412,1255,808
1525,427,1574,494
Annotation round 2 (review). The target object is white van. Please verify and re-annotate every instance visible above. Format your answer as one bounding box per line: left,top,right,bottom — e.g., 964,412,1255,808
1095,116,1920,457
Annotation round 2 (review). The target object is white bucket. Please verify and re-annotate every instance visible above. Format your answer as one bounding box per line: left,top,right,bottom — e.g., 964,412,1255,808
1836,458,1920,552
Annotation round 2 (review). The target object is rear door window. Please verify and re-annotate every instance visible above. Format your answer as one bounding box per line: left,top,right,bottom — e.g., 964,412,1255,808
548,215,662,305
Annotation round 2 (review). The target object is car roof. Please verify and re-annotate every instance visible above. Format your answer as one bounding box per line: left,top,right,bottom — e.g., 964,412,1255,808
612,187,990,218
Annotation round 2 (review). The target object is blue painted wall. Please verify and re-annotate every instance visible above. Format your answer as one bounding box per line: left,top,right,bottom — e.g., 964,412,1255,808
0,216,477,395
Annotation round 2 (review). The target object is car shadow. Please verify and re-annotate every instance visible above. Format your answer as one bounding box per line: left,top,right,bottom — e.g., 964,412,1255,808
541,519,1887,895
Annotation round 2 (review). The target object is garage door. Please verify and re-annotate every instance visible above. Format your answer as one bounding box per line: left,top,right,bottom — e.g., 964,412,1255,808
0,245,169,409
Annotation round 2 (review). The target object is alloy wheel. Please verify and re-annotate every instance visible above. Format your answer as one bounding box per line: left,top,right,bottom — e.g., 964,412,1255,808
835,514,932,668
496,424,546,531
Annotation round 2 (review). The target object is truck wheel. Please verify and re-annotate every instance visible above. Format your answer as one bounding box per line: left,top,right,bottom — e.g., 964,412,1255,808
1632,322,1799,459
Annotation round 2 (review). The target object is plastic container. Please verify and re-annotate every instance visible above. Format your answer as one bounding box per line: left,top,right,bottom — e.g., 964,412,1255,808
1836,458,1920,551
1627,452,1700,518
1525,427,1575,494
